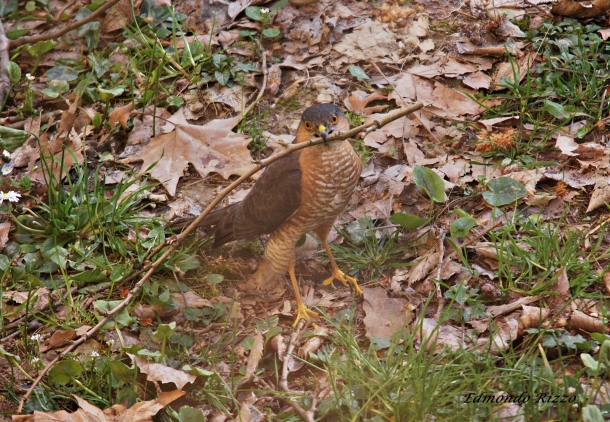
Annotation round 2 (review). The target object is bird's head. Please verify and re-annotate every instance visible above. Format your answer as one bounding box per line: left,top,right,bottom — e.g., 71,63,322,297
295,103,349,145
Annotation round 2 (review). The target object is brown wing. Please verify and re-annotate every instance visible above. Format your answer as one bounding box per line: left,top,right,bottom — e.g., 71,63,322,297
233,151,303,239
211,151,303,247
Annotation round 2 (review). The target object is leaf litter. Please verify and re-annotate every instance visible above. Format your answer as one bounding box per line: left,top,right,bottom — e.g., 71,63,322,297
3,0,610,420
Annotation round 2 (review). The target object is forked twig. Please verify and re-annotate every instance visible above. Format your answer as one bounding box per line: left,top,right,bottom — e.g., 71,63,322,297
16,101,423,413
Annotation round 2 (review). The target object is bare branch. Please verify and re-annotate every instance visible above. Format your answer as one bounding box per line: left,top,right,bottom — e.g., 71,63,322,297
10,0,122,49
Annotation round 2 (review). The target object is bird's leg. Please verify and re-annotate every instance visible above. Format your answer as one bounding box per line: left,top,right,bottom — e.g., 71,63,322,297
288,264,319,326
320,240,363,295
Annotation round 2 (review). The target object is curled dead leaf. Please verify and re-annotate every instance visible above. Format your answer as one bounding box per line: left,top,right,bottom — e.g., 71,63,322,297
518,306,550,336
570,310,605,334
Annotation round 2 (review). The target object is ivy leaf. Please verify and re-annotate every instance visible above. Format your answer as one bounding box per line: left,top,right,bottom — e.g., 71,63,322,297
450,216,476,238
482,177,527,207
413,165,445,203
7,62,21,84
49,360,83,385
245,6,263,21
262,27,281,38
215,70,230,86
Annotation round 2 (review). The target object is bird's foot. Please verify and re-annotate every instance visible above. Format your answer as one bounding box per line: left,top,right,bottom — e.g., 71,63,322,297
322,268,363,295
293,303,319,327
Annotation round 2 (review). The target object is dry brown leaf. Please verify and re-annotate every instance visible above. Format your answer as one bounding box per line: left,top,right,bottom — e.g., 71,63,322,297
604,272,610,296
13,391,185,422
171,291,214,309
481,315,519,352
103,0,142,32
268,334,287,361
491,399,524,422
0,222,10,249
431,82,484,117
333,21,399,61
298,325,329,358
462,71,492,89
570,310,606,333
388,73,416,103
125,108,251,196
491,53,537,91
345,91,388,115
108,103,134,129
362,287,409,339
407,248,439,286
40,329,77,352
518,305,550,335
125,106,171,148
418,318,465,352
245,333,264,379
486,295,543,318
545,167,596,188
236,402,252,422
586,177,610,213
129,354,196,389
547,268,571,312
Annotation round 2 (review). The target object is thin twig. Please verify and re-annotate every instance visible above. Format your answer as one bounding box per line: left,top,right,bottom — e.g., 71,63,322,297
11,0,122,48
16,102,423,412
279,319,306,393
273,394,314,422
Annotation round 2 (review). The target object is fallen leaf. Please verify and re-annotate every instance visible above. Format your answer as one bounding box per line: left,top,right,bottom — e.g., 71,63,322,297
125,108,252,196
244,333,263,379
129,354,196,389
12,391,185,422
407,248,440,286
345,91,388,115
586,177,610,213
333,21,399,61
109,103,134,129
362,287,409,338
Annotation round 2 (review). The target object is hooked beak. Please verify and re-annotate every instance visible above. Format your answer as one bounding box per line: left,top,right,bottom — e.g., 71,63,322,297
318,124,329,145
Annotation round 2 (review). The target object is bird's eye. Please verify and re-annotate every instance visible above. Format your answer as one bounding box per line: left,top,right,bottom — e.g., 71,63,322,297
330,115,338,124
304,122,313,130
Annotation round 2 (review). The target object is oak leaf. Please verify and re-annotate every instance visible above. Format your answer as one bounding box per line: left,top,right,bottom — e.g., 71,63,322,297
126,108,252,196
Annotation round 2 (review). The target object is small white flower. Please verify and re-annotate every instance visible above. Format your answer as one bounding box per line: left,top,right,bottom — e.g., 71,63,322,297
31,357,40,363
6,191,20,202
90,351,100,358
0,191,21,205
567,387,576,394
30,334,43,342
260,7,269,13
26,73,34,81
572,403,578,409
106,339,115,347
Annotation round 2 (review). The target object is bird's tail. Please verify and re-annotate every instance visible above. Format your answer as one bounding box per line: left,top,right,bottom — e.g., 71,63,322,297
170,203,240,248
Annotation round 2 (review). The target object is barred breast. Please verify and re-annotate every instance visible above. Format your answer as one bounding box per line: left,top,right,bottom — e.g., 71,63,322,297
264,140,361,273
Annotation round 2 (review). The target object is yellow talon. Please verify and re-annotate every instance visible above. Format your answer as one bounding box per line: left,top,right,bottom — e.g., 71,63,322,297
322,268,363,295
293,304,319,326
